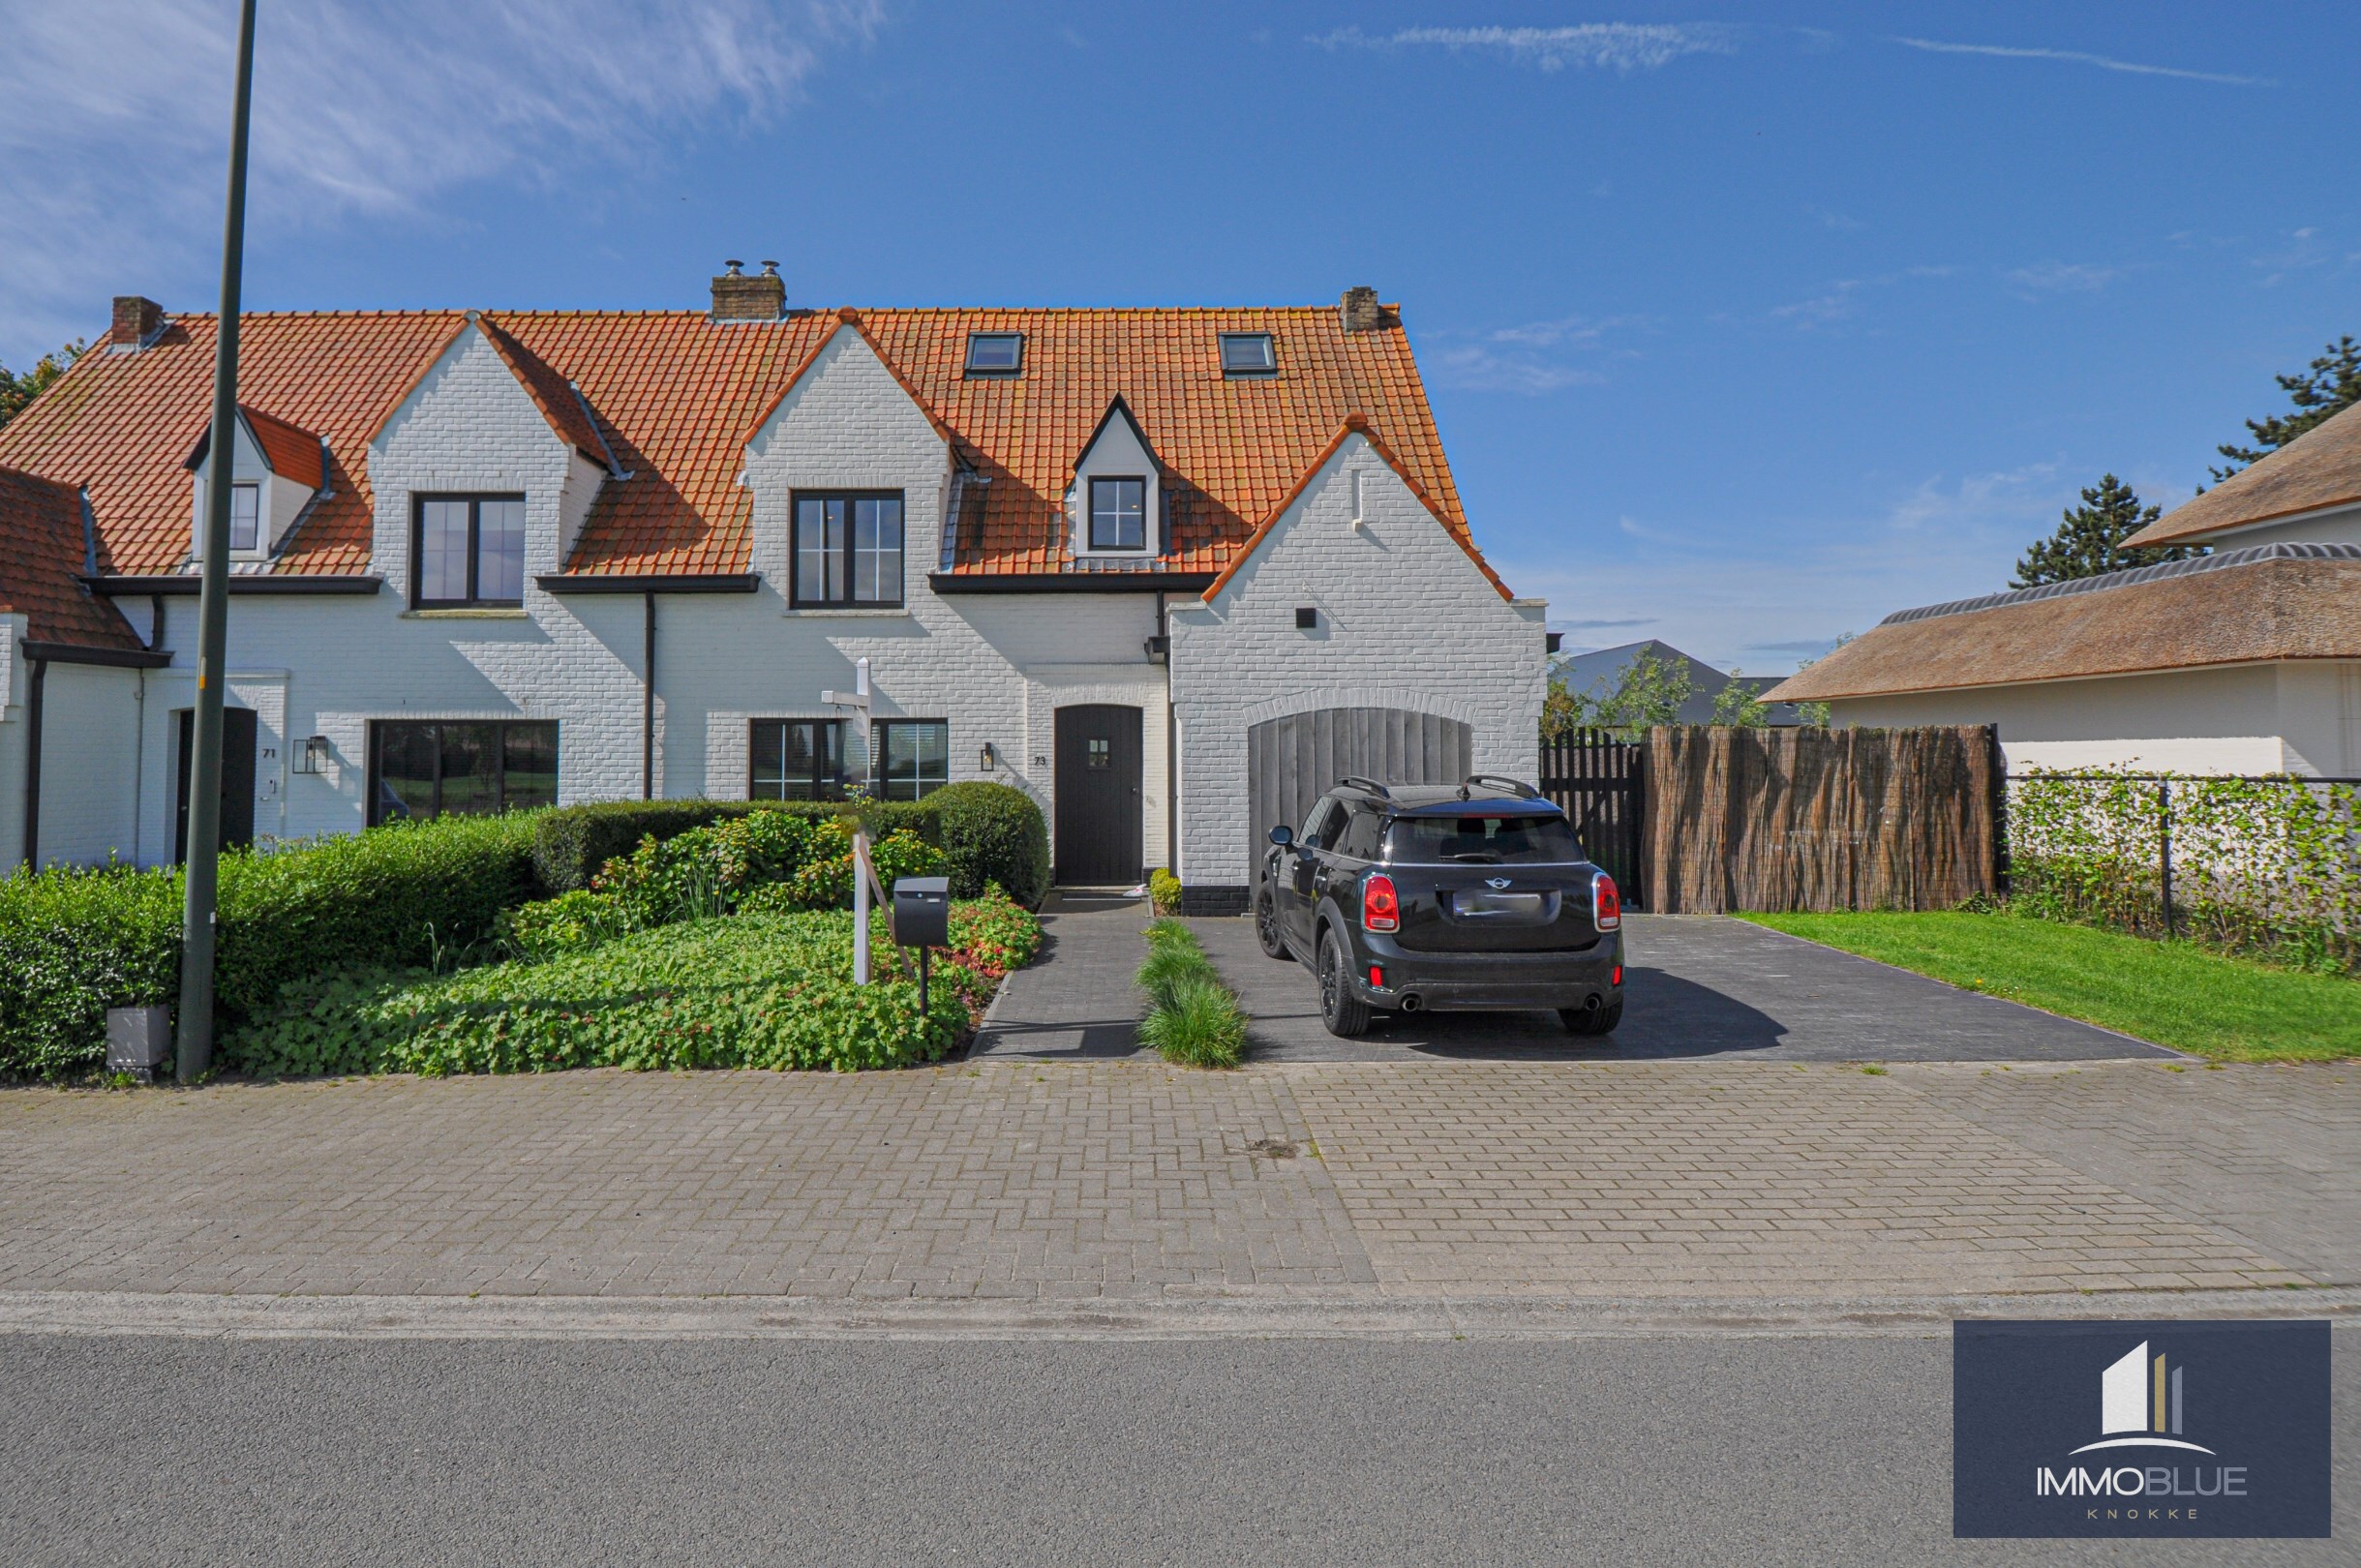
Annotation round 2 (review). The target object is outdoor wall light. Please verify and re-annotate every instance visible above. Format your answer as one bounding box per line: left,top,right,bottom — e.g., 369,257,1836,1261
295,735,332,774
979,741,996,771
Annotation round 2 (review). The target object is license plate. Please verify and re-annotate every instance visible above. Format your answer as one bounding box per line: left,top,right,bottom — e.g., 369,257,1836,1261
1452,891,1547,919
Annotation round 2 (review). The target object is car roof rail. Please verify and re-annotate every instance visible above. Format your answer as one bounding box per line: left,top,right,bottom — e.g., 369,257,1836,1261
1337,776,1392,799
1461,773,1540,799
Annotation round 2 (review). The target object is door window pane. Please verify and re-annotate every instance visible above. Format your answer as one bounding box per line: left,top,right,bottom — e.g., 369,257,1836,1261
501,723,559,812
229,483,260,552
476,499,526,602
437,725,497,816
877,720,949,801
1090,478,1145,550
376,724,436,823
419,500,470,602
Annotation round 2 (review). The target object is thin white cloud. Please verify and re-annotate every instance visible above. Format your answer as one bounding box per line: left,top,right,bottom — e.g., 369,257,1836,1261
1771,266,1952,327
0,0,880,357
2006,261,2122,295
1427,345,1604,396
1314,23,1739,73
1889,36,2268,87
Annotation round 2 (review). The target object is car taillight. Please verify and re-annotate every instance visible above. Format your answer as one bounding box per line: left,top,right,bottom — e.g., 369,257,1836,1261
1592,871,1621,931
1362,873,1400,933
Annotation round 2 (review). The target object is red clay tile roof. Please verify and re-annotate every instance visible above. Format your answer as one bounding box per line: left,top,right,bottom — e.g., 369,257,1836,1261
2126,398,2361,547
0,466,143,649
0,305,1486,588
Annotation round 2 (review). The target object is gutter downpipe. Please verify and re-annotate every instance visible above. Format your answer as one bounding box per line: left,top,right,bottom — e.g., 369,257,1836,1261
642,591,656,800
21,651,45,870
1158,591,1177,880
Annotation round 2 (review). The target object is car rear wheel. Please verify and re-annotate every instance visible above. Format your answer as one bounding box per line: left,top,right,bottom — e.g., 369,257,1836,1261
1317,928,1374,1038
1560,997,1623,1037
1255,883,1291,960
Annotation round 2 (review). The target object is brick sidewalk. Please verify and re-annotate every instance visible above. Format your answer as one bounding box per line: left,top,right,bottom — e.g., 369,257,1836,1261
1,1060,2347,1302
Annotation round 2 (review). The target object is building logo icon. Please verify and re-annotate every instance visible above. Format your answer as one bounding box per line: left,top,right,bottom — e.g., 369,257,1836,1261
2069,1340,2214,1457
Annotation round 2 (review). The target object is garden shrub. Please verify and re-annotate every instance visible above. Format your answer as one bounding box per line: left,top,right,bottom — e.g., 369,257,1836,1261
0,812,542,1080
931,781,1048,907
1135,918,1247,1068
224,897,1043,1078
532,798,939,893
1149,867,1183,916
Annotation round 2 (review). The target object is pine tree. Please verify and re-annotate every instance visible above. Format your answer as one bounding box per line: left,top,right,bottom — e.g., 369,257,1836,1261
2012,474,2202,588
2211,334,2361,481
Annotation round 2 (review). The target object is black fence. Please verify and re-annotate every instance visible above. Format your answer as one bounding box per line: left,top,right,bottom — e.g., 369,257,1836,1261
1539,729,1646,907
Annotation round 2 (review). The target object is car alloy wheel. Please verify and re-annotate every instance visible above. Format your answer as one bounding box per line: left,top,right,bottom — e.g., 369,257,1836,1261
1256,885,1290,960
1317,928,1373,1038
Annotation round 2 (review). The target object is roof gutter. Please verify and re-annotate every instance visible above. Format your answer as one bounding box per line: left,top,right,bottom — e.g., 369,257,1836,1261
534,573,761,594
20,640,174,670
928,572,1215,595
81,574,382,597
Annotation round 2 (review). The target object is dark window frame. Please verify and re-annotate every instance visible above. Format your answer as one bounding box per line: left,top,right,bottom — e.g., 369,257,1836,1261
1219,332,1277,377
873,718,951,801
228,481,261,554
963,332,1024,377
1087,475,1149,552
790,490,906,609
366,718,558,826
410,493,528,609
749,717,848,800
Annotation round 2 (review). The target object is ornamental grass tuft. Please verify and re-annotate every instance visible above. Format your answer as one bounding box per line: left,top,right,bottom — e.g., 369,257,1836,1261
1135,919,1247,1068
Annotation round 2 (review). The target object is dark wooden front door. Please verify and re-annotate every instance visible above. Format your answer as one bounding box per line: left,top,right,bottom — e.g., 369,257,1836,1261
1054,704,1142,885
176,707,258,862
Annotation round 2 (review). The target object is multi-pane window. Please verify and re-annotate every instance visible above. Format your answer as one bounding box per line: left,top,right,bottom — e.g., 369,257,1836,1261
964,332,1023,375
875,720,950,801
1219,333,1276,376
750,719,846,799
414,496,527,607
793,494,903,608
228,482,260,553
369,720,557,825
1088,477,1146,551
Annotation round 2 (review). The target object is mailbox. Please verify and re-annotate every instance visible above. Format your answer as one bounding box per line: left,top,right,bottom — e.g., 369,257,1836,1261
890,876,950,949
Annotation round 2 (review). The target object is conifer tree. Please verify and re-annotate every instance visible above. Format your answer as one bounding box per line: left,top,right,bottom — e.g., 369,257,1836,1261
2212,334,2361,480
2012,474,2201,588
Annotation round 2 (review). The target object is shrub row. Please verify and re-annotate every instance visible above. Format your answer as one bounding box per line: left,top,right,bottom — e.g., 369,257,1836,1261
224,896,1044,1078
1135,919,1246,1069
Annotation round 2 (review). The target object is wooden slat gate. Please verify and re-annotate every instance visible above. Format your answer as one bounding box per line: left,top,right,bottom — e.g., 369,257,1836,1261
1538,728,1646,908
1247,708,1471,882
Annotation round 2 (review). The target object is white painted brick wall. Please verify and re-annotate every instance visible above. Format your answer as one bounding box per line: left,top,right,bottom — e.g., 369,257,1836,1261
1168,435,1546,886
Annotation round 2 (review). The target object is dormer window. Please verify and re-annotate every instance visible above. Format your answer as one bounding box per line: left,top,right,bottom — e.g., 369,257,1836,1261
1089,477,1146,551
964,332,1024,376
228,483,260,553
1220,333,1276,377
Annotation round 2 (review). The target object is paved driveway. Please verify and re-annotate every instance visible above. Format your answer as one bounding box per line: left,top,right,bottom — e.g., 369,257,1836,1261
1192,912,2171,1063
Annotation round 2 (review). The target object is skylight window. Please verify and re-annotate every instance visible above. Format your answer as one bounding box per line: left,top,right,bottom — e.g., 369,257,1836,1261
1219,333,1276,377
964,332,1024,376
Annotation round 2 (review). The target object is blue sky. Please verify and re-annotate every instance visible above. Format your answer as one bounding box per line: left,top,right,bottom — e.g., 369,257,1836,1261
4,2,2353,671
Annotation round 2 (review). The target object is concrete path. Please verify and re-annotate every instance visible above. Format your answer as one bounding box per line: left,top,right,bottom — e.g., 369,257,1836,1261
1193,911,2173,1062
968,890,1147,1059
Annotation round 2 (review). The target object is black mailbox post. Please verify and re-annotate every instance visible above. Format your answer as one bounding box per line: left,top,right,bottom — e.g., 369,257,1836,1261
891,876,951,1014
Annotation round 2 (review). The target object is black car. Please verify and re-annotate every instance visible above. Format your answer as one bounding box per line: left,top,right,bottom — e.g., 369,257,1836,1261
1256,775,1624,1039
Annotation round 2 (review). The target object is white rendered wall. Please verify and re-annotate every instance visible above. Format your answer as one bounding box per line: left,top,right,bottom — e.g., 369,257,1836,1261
1829,660,2361,776
1167,435,1547,886
0,614,22,866
25,661,143,866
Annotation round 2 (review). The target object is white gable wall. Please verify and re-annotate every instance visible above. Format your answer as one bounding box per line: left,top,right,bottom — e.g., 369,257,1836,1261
1167,435,1546,888
1068,407,1162,558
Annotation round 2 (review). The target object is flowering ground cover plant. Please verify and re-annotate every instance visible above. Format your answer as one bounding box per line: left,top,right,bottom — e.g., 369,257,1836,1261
226,892,1042,1078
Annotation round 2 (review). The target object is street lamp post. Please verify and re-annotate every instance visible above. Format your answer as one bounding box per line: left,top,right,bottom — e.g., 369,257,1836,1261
175,0,260,1084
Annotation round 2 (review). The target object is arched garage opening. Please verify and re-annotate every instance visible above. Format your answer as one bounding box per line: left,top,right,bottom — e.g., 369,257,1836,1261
1246,707,1471,857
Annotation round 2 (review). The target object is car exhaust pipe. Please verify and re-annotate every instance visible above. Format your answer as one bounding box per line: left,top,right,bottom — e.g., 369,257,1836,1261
1580,992,1602,1014
1398,992,1423,1012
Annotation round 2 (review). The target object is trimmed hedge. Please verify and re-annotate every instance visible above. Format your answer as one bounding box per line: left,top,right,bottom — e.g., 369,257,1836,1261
931,782,1049,907
0,813,541,1081
530,799,939,893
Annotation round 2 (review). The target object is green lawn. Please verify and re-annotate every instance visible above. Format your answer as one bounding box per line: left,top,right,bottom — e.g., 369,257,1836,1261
1737,911,2361,1062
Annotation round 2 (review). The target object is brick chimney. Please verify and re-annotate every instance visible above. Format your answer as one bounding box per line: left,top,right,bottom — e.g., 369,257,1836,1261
710,259,785,322
1339,286,1387,333
111,295,166,347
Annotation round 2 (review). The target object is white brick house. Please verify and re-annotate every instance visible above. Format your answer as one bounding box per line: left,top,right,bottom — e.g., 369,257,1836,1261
0,276,1547,908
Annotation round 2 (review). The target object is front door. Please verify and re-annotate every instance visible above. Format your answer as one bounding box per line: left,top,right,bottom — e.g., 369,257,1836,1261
1053,705,1142,885
176,707,258,861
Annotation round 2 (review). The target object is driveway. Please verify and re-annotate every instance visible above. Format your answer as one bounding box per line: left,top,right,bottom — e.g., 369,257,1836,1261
1190,912,2172,1063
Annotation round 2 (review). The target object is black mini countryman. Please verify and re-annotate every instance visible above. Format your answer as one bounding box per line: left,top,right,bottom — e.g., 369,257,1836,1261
1256,776,1624,1039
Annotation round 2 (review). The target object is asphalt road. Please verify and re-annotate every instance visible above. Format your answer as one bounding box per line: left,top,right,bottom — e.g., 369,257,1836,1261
4,1328,2346,1567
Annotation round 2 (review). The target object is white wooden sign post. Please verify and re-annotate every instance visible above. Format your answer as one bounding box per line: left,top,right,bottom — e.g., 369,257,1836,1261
821,657,879,983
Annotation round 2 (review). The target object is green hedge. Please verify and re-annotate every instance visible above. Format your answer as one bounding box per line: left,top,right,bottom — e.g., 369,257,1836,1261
530,799,940,892
0,813,540,1081
931,782,1049,906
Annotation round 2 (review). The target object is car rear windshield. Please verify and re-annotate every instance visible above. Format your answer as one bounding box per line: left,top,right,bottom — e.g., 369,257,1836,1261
1384,812,1583,864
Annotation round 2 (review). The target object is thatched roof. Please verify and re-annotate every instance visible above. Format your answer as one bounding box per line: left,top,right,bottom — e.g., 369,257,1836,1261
2127,398,2361,547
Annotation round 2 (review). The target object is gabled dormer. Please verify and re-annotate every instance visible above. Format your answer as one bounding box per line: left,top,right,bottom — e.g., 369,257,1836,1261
183,405,327,563
1068,395,1162,558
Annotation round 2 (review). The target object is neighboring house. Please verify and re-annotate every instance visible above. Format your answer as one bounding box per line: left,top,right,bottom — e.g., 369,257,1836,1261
1766,400,2361,776
1555,639,1809,726
0,278,1546,909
